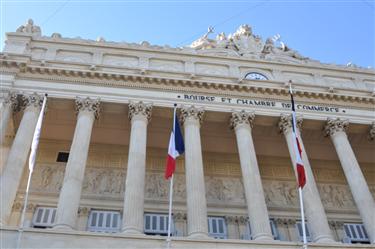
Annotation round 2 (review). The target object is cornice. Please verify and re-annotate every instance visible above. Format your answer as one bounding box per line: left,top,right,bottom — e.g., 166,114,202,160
10,32,375,75
1,57,374,106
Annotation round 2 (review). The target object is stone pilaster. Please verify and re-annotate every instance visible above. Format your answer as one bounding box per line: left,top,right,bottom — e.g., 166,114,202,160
174,212,187,236
325,118,375,243
0,93,43,225
230,111,273,241
237,216,250,239
0,92,19,144
180,106,208,238
77,207,91,231
122,101,152,234
54,97,100,230
279,114,335,243
225,215,239,239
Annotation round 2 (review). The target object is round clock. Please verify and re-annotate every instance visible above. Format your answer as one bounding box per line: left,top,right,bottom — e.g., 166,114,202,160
245,72,268,80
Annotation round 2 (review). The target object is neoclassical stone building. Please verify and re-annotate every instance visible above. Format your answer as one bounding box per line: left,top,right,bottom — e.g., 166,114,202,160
0,20,374,249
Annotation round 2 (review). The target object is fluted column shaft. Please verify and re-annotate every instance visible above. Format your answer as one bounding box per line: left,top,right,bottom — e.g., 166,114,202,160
122,102,152,234
325,118,375,243
279,115,334,243
180,106,208,238
54,97,100,229
230,111,273,241
0,93,42,225
0,93,18,143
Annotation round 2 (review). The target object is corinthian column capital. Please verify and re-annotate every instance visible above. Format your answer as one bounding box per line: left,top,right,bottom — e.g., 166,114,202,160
278,114,303,134
128,101,152,122
324,118,349,137
369,122,375,140
229,110,255,130
179,106,204,124
20,93,44,111
3,92,20,112
75,97,101,119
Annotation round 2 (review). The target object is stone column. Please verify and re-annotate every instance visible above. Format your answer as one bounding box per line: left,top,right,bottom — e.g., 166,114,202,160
0,93,43,225
279,114,335,243
180,106,208,238
0,92,18,143
325,118,375,243
122,101,152,234
230,111,273,241
54,97,100,229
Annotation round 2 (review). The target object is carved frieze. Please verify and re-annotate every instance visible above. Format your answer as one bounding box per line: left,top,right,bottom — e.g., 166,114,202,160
229,110,255,129
128,101,152,122
205,176,245,203
75,97,101,119
324,118,349,136
179,106,205,124
278,114,303,134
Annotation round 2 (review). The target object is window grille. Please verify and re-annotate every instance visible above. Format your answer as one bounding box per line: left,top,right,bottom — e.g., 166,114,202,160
208,217,227,239
241,219,279,240
144,213,173,236
296,221,312,242
32,207,56,228
343,223,370,244
87,210,121,233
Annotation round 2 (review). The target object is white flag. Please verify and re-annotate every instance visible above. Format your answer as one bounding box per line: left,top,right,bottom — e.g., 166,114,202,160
28,95,47,172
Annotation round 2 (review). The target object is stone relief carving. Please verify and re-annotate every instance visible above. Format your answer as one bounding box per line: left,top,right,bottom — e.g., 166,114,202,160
3,91,21,112
189,24,310,63
26,164,360,211
324,118,349,136
16,19,41,36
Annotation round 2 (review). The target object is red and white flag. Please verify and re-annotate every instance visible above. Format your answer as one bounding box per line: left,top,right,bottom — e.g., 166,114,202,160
290,88,306,188
165,109,185,179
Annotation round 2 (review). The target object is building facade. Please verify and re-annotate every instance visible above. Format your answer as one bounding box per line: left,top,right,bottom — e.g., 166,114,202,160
0,19,374,249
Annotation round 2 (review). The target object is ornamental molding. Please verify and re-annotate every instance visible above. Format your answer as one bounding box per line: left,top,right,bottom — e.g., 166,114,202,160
229,110,255,130
1,59,374,105
278,114,303,134
324,118,349,137
179,106,205,124
75,97,101,119
128,101,152,122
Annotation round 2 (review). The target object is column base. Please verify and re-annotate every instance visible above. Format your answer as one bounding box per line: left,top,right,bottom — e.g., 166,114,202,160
252,232,274,241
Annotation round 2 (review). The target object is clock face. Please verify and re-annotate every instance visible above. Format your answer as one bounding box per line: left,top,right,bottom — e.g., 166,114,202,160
245,72,268,80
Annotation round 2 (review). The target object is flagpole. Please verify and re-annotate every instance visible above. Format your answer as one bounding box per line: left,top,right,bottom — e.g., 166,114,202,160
16,94,47,249
289,83,307,249
166,104,177,249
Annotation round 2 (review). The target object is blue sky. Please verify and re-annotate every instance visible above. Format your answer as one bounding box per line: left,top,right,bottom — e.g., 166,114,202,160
1,0,374,67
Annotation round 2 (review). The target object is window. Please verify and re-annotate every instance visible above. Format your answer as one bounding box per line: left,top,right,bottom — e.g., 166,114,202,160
208,217,227,239
87,210,121,233
144,213,172,236
241,219,279,240
296,221,312,242
32,207,56,228
343,223,370,244
56,152,69,163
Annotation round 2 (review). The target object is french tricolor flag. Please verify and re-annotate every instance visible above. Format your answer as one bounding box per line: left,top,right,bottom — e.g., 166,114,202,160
165,109,185,179
290,87,306,188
